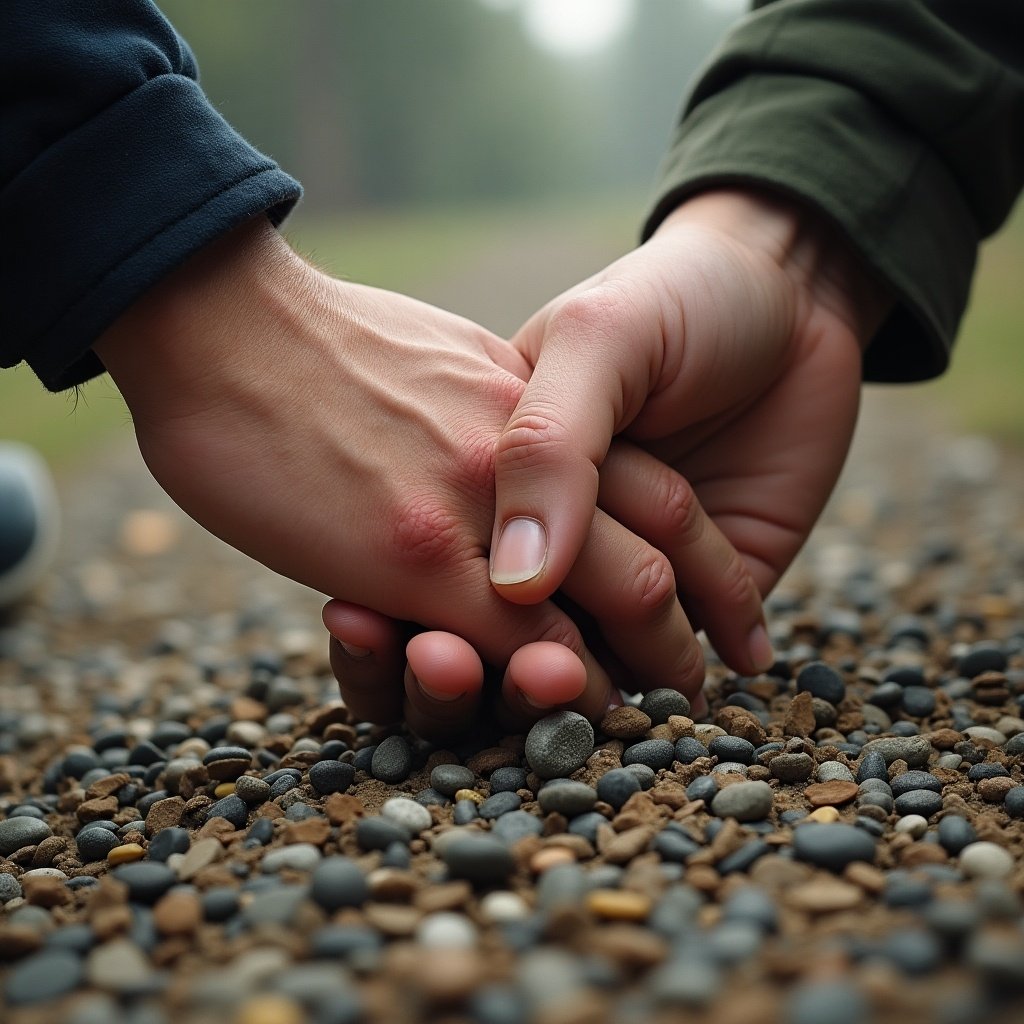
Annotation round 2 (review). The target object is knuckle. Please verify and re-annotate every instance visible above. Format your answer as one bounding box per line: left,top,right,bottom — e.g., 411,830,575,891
496,412,576,472
657,471,702,546
714,554,761,611
534,618,586,661
549,285,633,341
390,493,471,572
628,550,678,616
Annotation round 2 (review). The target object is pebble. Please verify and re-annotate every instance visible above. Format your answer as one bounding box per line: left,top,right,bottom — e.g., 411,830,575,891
107,842,146,864
4,949,84,1005
793,824,876,871
233,775,271,804
959,841,1014,879
805,780,859,807
262,842,322,872
205,794,249,829
417,912,478,948
537,780,597,816
371,735,414,783
76,825,121,862
859,749,894,783
893,790,944,817
308,759,355,795
621,738,675,771
786,979,869,1024
769,752,814,782
638,689,691,723
890,770,943,796
894,814,930,838
586,888,652,921
1004,785,1024,818
356,816,411,851
708,735,756,764
796,661,846,705
816,761,856,783
524,711,595,779
861,735,932,767
478,791,522,819
674,737,709,764
310,856,369,910
0,874,24,903
492,810,543,844
429,763,475,797
488,766,528,794
87,937,155,993
478,890,530,923
710,781,774,821
599,705,653,739
937,815,977,855
148,826,190,862
112,861,177,903
381,796,433,834
440,835,515,885
0,816,52,856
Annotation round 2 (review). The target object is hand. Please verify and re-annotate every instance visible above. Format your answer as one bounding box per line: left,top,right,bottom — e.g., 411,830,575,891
327,189,893,728
93,216,762,738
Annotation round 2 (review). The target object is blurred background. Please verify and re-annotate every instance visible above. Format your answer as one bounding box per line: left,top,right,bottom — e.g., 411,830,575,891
3,0,1022,466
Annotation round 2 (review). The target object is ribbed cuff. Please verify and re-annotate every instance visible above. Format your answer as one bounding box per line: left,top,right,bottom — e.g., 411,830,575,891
643,73,979,383
3,74,301,390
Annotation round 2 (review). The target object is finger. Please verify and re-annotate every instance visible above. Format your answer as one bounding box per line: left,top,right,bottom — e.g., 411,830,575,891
490,288,653,606
402,631,485,741
597,443,774,676
555,507,708,701
323,600,408,724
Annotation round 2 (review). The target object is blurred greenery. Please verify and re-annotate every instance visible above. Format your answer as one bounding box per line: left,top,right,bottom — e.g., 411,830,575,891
2,0,1022,467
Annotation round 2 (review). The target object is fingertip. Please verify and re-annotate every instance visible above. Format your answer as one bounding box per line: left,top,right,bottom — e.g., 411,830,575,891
506,641,587,708
406,631,485,701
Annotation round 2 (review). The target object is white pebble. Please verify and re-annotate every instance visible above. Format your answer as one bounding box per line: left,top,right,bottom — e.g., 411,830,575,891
21,868,68,880
963,726,1008,746
478,890,530,923
693,725,726,745
226,721,266,747
381,797,433,835
817,761,856,783
261,843,322,873
894,815,929,838
959,841,1014,880
711,761,748,776
416,912,478,949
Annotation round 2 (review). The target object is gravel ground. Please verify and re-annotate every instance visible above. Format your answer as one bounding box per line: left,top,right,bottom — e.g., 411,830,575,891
5,252,1024,1024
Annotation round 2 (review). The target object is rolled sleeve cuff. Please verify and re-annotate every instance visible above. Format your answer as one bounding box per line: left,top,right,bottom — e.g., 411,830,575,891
3,74,302,391
642,73,979,383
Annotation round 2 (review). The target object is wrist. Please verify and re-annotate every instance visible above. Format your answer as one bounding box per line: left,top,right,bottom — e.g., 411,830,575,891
94,216,316,423
655,188,893,347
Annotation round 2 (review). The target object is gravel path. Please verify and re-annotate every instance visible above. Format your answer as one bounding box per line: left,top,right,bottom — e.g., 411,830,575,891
3,227,1024,1023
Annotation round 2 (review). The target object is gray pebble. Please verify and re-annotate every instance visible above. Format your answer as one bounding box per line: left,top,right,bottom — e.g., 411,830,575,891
262,843,322,873
441,834,515,885
492,811,544,844
710,781,773,821
816,761,855,783
429,763,475,797
489,767,528,794
478,791,522,819
538,781,597,817
371,735,414,784
894,790,943,817
76,826,121,862
596,768,641,809
0,816,52,857
381,797,433,834
861,735,932,767
309,856,369,911
711,761,749,776
890,770,943,796
649,956,720,1007
622,738,676,771
623,763,657,789
536,863,588,910
112,862,176,903
856,751,889,783
793,823,876,871
638,688,691,724
241,884,309,926
769,753,814,782
206,794,249,829
453,800,478,825
0,873,23,903
356,816,410,851
5,949,84,1005
525,711,594,779
307,759,355,795
786,979,868,1024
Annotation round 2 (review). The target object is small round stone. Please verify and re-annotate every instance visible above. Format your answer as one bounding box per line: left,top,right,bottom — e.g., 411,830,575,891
894,791,943,818
586,888,652,921
4,949,84,1006
796,661,846,705
674,737,708,765
894,814,930,838
769,753,814,783
107,842,146,865
381,797,433,835
525,711,595,780
356,816,410,851
430,764,476,797
793,823,877,871
856,751,889,783
596,768,642,810
652,827,701,863
901,686,937,717
234,776,272,805
599,705,654,739
638,689,691,724
453,800,478,825
441,835,516,885
786,980,868,1024
1004,786,1024,818
816,761,855,784
111,861,176,903
308,760,355,795
371,735,414,784
148,826,190,862
262,843,322,873
492,810,543,844
958,642,1007,678
416,912,478,948
76,826,121,862
478,791,522,819
708,735,756,765
0,874,23,903
959,841,1014,880
890,771,943,797
205,794,249,829
0,816,52,857
488,767,528,794
710,781,774,821
538,781,597,816
478,891,530,923
622,739,676,771
310,856,369,910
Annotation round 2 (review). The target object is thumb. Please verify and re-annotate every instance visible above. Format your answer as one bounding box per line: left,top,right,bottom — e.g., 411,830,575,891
491,289,655,604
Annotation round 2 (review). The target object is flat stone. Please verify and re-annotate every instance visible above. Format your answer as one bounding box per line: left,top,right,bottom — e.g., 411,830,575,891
87,937,155,993
785,877,863,913
793,824,876,872
0,816,52,856
710,781,774,821
4,949,84,1005
805,781,859,807
861,736,932,768
262,843,322,873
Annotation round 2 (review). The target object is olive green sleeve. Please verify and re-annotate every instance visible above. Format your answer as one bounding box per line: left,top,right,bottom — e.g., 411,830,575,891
643,0,1024,382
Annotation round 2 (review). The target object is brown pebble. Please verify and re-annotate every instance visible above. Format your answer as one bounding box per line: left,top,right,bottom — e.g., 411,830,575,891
898,842,950,867
0,926,43,958
783,692,816,737
303,701,349,735
599,705,653,740
363,902,422,937
686,864,721,893
844,862,887,894
785,877,863,913
91,903,133,940
716,706,768,746
283,816,331,846
926,728,963,750
324,793,366,825
85,773,131,800
206,757,252,782
585,923,667,969
230,696,269,723
107,843,146,865
233,995,305,1024
176,836,223,880
667,715,696,739
807,806,841,823
411,948,485,1006
465,747,518,775
368,869,421,902
599,826,656,865
805,780,860,808
649,783,689,810
586,888,652,921
977,776,1015,802
145,796,185,834
76,795,119,824
22,874,69,908
530,847,575,873
30,836,69,869
454,788,484,804
413,880,472,913
153,890,202,935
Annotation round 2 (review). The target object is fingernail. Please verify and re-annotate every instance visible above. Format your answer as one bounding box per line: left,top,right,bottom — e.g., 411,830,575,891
490,517,547,585
747,623,775,673
340,642,371,659
417,677,464,703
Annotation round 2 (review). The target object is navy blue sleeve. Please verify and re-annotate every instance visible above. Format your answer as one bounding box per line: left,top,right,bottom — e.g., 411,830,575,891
1,1,302,391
